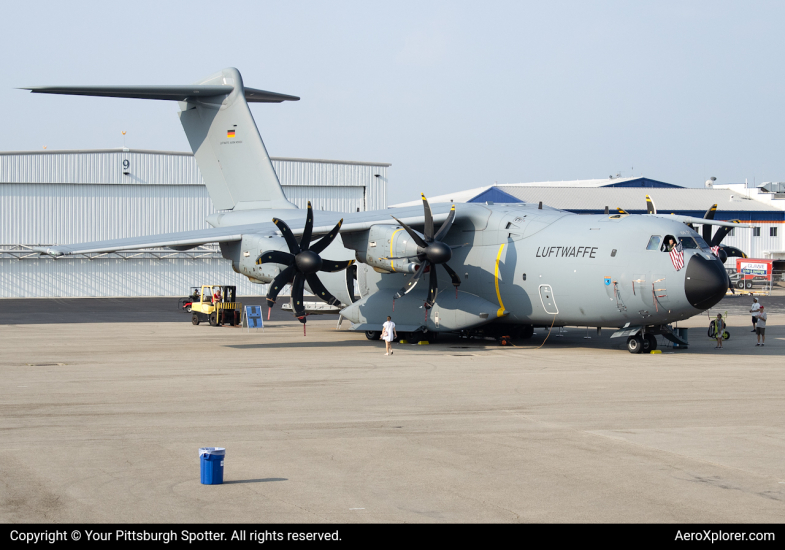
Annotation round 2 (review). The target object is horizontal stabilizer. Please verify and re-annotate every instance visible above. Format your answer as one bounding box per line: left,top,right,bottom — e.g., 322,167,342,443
21,85,299,103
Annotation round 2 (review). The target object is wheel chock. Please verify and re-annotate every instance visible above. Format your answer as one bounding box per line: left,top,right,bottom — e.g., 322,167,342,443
399,339,408,344
650,350,662,354
417,341,430,345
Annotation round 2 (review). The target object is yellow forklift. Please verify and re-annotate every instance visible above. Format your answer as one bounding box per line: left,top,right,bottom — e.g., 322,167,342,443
190,285,241,327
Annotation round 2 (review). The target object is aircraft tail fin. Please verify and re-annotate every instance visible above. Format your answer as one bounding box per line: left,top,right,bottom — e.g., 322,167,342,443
23,67,298,211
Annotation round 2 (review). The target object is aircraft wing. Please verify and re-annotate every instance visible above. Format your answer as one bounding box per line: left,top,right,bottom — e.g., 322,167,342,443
33,209,450,256
651,214,753,228
32,224,270,256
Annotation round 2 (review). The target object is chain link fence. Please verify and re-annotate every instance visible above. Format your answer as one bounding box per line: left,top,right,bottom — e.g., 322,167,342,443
726,269,785,296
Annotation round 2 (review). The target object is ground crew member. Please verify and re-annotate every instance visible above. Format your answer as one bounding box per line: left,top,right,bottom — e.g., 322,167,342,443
714,313,725,349
755,306,767,346
750,298,760,332
381,316,397,356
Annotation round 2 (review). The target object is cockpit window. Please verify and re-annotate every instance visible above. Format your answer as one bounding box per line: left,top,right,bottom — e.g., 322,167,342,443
646,235,662,250
678,237,701,249
661,235,677,252
692,235,710,250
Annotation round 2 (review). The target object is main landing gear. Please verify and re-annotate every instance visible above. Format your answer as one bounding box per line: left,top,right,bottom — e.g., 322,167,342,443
627,333,658,354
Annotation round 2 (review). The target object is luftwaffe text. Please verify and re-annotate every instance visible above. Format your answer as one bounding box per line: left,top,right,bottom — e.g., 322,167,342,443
536,246,598,258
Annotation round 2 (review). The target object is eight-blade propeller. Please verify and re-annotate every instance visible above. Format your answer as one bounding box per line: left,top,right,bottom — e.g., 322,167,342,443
257,202,353,324
387,194,462,309
697,204,743,262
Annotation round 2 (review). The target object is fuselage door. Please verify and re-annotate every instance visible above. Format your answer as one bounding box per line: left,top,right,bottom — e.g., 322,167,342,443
539,284,558,314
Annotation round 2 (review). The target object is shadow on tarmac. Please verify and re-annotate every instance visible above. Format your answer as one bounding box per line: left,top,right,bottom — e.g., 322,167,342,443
0,297,337,325
222,478,288,484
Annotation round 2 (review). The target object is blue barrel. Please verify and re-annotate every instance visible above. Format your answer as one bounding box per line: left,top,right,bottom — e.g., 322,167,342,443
199,447,225,485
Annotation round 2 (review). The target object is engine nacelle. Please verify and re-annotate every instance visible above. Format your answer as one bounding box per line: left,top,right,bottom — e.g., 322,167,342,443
341,224,421,273
231,234,290,283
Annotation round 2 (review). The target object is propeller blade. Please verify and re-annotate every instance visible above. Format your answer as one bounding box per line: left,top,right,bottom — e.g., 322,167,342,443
320,259,355,272
422,193,434,241
309,218,344,254
300,201,314,251
433,204,456,242
306,273,342,306
441,262,462,288
711,223,737,248
272,218,301,255
390,216,428,248
256,250,294,266
291,272,306,321
425,264,438,308
266,265,296,307
393,260,429,300
645,195,656,214
702,204,718,243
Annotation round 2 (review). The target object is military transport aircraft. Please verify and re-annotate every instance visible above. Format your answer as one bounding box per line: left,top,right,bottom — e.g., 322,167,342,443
25,68,748,353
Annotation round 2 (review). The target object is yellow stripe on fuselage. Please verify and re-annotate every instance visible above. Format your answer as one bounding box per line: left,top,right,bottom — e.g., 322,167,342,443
390,228,404,272
495,243,505,317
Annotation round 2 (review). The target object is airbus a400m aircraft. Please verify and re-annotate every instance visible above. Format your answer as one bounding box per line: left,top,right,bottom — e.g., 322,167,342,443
26,68,747,354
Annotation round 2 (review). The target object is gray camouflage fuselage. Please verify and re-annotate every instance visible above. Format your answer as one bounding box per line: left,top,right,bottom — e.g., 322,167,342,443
215,200,726,333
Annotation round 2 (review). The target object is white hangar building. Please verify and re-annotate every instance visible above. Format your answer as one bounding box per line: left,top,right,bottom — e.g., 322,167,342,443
396,176,785,265
0,149,389,298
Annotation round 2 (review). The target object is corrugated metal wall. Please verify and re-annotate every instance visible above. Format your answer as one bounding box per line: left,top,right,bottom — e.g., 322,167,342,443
720,225,783,263
0,257,267,298
0,150,388,298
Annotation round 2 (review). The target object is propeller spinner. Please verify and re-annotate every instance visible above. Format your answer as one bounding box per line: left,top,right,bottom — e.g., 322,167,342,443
257,202,353,324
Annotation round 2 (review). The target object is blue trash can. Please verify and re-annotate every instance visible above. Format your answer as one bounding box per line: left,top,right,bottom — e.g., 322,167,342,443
199,447,225,485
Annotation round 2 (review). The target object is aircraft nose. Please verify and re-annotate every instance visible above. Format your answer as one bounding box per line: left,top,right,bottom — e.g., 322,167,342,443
684,254,728,310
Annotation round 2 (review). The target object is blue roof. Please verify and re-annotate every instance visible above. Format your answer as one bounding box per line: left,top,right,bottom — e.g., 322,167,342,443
467,187,523,204
602,177,683,188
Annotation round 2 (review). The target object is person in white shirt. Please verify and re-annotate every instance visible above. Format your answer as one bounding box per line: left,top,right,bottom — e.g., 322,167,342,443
750,298,761,332
755,305,767,346
381,316,397,356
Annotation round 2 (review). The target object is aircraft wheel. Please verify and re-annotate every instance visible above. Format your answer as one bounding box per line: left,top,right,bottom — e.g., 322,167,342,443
365,331,381,340
643,334,657,351
627,335,644,354
192,313,200,325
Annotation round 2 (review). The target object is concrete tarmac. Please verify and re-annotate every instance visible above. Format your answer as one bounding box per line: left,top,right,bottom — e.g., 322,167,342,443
1,309,783,523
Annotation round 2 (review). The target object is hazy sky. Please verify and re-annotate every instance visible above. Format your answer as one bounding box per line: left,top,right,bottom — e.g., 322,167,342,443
2,1,783,198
